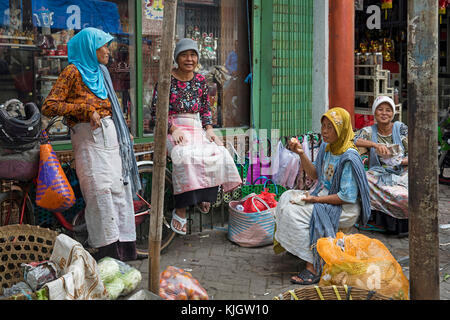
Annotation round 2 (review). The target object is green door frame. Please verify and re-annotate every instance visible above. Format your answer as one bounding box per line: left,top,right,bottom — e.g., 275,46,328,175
252,0,273,133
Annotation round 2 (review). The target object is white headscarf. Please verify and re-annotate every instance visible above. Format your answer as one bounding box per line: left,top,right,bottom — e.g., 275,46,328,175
372,95,396,115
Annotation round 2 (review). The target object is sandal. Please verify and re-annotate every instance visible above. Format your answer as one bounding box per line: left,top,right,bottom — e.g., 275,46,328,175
170,209,187,235
195,202,211,214
290,269,320,285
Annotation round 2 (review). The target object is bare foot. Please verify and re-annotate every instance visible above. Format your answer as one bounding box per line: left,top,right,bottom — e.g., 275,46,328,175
198,202,211,213
172,209,187,233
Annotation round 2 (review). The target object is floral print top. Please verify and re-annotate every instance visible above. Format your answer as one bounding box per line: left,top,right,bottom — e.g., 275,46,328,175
41,64,112,127
151,72,212,130
355,122,408,165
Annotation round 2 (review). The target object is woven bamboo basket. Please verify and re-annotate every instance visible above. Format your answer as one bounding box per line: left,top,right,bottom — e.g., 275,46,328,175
274,285,391,300
0,224,59,296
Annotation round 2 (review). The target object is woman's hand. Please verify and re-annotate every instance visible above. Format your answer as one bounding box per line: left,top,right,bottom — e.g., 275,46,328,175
288,137,304,156
206,126,223,146
303,193,346,205
374,143,390,157
303,194,317,204
401,157,408,166
171,127,186,145
90,111,101,130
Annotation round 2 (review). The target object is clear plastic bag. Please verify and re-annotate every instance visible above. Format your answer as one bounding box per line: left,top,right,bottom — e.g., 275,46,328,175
97,257,142,299
159,266,208,300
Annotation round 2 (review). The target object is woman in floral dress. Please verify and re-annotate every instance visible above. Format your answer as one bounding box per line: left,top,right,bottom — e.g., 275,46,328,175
151,38,241,235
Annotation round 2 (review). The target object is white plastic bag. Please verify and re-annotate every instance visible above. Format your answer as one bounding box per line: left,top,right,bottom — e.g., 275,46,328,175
272,141,300,189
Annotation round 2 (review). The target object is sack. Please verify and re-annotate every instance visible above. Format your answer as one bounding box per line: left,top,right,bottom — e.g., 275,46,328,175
317,232,410,300
35,137,75,212
228,193,276,247
0,142,40,181
159,266,209,300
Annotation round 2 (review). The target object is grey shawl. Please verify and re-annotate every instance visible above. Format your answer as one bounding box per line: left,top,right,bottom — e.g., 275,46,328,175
309,143,371,273
100,65,141,194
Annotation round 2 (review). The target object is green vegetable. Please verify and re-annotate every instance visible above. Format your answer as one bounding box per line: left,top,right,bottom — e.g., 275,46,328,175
98,258,120,283
105,278,125,300
120,269,142,295
97,257,142,298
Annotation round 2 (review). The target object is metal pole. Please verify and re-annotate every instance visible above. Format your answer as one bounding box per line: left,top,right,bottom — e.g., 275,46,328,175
148,0,178,294
407,0,440,300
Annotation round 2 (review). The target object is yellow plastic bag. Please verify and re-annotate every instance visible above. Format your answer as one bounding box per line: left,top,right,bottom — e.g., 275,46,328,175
317,232,409,300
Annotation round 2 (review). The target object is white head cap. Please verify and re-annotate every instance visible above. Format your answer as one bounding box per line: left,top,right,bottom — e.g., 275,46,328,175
372,95,396,115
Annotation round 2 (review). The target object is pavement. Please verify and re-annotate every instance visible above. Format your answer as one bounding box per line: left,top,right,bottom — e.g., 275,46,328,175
128,183,450,300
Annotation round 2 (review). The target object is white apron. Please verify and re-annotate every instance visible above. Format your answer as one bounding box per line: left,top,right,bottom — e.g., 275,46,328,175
167,113,242,195
71,117,136,248
274,189,360,264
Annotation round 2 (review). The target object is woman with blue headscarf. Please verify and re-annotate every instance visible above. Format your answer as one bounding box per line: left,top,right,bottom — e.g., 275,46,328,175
42,27,141,262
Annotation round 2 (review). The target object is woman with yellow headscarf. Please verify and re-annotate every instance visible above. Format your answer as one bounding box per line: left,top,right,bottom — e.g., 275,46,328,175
274,107,371,284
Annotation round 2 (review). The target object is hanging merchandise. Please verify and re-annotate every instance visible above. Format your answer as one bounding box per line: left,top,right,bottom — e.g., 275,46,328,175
200,32,218,62
245,138,272,185
294,134,321,191
439,0,449,24
381,0,393,20
382,38,395,62
271,140,300,189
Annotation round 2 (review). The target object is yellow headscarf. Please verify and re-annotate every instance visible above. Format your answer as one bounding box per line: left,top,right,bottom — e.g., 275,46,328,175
321,107,356,155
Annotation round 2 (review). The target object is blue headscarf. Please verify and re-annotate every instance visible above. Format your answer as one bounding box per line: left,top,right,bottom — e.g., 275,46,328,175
68,27,114,99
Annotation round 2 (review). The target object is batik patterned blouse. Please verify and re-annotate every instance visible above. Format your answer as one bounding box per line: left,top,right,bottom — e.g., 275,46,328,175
42,64,112,127
151,73,212,130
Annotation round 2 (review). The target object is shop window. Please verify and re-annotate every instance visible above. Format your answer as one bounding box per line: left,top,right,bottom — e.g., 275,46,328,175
142,0,250,134
0,0,136,140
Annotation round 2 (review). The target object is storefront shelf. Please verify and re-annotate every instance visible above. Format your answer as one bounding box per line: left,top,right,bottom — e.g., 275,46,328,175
0,43,36,49
38,76,59,81
41,56,68,59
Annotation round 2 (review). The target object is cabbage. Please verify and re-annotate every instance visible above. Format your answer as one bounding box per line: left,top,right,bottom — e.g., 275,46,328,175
105,278,125,300
97,257,142,299
120,269,142,295
98,258,120,283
